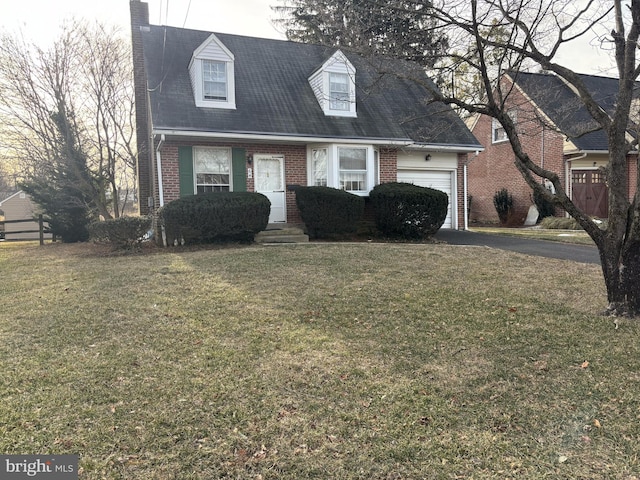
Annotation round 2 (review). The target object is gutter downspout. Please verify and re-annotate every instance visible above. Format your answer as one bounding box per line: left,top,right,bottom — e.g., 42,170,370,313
464,150,480,230
156,134,165,208
464,163,468,230
155,134,167,246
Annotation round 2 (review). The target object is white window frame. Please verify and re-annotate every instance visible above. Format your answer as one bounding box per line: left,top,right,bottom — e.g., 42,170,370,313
194,147,232,193
202,60,228,102
492,110,517,144
310,147,329,187
329,73,350,112
307,144,377,195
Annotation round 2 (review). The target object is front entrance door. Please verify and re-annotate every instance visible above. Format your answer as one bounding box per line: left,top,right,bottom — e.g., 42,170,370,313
255,154,286,223
572,170,608,218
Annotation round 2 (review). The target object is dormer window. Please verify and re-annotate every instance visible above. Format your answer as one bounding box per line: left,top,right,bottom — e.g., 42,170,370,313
309,50,357,117
203,60,227,101
329,73,350,111
189,34,236,109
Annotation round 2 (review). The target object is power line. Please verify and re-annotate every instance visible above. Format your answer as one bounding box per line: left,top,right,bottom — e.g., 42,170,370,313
183,0,193,28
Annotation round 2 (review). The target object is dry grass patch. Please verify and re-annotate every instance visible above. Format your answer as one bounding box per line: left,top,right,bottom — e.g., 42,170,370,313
1,241,639,479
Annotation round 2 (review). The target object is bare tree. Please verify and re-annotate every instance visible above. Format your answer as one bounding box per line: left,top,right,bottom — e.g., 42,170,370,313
417,0,640,316
0,21,137,229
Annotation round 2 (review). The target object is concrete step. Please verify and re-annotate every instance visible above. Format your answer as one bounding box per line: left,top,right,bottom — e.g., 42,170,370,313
254,225,309,243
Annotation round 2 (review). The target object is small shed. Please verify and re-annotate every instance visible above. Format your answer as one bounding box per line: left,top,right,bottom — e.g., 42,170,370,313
0,191,51,241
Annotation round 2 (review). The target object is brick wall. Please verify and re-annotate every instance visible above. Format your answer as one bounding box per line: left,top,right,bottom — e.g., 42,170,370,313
469,82,566,224
159,142,399,225
379,147,398,183
159,141,308,224
130,0,151,215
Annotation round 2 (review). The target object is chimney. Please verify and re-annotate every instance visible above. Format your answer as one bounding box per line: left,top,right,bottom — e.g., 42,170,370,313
130,0,152,215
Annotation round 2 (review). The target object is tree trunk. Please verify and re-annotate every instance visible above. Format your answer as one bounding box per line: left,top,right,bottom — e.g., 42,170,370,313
600,235,640,317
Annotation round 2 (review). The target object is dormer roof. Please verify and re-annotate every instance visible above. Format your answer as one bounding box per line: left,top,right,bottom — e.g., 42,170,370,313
308,50,357,117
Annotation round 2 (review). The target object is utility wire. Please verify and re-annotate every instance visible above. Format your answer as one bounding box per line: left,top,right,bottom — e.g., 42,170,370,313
183,0,193,28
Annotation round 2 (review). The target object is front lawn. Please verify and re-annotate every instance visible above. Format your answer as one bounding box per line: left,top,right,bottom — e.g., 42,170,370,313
470,227,595,245
1,241,639,479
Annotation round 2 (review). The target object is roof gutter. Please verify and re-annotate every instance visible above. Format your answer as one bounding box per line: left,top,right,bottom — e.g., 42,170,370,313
564,149,608,156
152,128,484,152
404,143,484,154
152,128,413,146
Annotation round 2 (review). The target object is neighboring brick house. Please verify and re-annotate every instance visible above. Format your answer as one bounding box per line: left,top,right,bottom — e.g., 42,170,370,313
130,0,480,231
468,71,638,224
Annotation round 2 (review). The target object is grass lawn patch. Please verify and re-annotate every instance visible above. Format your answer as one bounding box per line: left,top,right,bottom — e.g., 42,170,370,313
471,227,596,245
1,241,639,479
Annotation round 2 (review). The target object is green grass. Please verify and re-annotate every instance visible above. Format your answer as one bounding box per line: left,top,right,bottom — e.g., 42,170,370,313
1,241,639,479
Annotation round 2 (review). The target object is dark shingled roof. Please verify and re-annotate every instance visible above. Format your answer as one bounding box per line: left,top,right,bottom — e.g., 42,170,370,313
141,25,480,147
511,71,636,152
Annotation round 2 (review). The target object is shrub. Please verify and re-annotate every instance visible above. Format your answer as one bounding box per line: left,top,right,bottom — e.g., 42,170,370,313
493,188,514,225
89,216,152,249
369,182,448,239
159,192,270,245
533,188,556,221
295,186,365,239
539,216,582,230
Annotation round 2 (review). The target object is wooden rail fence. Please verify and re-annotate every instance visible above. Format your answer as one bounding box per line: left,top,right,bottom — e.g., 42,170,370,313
0,214,53,245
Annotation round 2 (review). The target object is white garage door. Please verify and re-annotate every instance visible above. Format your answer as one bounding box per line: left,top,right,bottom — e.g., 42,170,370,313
397,170,454,229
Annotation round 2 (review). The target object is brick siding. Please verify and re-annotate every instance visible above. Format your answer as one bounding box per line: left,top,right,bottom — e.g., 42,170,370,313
130,0,152,215
469,82,566,224
157,142,399,225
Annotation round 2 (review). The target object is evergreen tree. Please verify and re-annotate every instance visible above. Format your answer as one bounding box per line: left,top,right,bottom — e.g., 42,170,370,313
273,0,447,67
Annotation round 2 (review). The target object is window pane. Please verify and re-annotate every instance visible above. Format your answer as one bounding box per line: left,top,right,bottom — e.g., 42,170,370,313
195,148,231,193
330,73,349,111
195,148,230,174
339,147,366,170
203,60,227,101
338,147,367,191
312,148,328,186
340,172,366,191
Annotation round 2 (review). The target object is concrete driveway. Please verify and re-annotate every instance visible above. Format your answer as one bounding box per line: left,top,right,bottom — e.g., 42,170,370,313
434,229,600,265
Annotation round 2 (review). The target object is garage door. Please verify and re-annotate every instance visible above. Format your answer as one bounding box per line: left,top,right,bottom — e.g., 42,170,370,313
397,170,454,228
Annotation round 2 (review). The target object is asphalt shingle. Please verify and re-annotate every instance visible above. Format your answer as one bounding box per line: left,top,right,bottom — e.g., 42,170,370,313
141,26,480,147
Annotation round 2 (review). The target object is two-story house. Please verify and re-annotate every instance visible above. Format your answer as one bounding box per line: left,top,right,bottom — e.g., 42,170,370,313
469,71,638,224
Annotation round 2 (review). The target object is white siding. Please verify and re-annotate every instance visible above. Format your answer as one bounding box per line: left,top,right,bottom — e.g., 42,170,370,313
189,34,236,109
308,50,356,117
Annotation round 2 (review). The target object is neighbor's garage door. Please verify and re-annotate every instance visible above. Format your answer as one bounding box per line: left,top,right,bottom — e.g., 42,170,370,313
397,170,454,229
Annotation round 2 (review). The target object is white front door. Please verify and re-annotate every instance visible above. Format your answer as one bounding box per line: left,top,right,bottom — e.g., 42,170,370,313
255,154,286,223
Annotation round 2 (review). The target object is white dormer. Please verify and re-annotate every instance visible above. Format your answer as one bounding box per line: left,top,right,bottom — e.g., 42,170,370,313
309,50,357,118
189,34,236,109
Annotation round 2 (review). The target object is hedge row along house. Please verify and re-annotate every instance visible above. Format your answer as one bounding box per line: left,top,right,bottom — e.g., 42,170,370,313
129,0,481,231
468,71,639,225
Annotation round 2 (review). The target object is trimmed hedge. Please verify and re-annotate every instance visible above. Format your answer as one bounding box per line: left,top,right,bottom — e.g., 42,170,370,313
89,216,152,249
295,186,365,239
159,192,270,245
369,182,448,239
